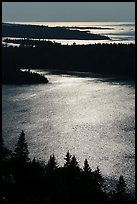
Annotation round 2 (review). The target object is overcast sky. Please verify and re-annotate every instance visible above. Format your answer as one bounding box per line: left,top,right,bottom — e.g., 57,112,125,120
2,2,135,22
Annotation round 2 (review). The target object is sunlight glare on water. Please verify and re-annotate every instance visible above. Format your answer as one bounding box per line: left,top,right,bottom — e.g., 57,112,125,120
2,70,135,195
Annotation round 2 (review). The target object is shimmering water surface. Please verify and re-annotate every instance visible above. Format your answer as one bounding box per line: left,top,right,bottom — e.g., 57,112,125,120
2,70,135,195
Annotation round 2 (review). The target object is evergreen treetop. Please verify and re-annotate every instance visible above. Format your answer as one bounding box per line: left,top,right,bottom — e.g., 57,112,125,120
13,130,30,163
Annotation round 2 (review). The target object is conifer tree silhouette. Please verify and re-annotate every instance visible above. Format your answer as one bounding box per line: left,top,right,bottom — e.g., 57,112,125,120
94,166,103,185
116,175,127,196
46,154,58,174
70,155,79,169
83,159,92,174
111,175,131,202
64,151,72,167
13,130,29,163
82,158,92,193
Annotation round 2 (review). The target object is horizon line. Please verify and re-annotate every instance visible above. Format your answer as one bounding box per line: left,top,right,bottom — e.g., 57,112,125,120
3,21,135,23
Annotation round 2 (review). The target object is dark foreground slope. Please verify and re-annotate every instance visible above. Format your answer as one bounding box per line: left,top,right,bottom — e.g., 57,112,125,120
2,131,135,203
2,40,135,82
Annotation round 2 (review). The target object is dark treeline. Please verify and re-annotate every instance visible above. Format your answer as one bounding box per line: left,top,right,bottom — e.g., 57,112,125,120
3,38,61,47
2,40,49,84
2,131,135,203
2,23,110,40
2,40,135,84
2,69,48,85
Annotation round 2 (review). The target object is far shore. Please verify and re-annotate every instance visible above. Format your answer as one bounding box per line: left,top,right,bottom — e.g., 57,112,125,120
2,22,110,40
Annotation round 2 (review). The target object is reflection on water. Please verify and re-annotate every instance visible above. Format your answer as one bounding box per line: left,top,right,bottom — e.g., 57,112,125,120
2,71,135,196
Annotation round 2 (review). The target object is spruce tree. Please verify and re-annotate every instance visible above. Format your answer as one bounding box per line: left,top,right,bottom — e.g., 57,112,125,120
64,151,72,167
13,130,30,163
94,166,103,184
82,159,92,194
46,154,58,174
116,175,127,196
111,175,131,202
70,155,79,169
83,159,92,174
92,166,104,194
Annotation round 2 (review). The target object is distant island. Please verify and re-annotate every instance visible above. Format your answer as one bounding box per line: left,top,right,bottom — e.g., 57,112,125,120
2,23,110,40
60,26,114,30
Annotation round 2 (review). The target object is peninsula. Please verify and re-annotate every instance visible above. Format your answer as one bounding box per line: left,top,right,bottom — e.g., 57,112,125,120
2,23,110,40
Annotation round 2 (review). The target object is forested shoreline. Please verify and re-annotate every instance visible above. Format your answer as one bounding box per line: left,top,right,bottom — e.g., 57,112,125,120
2,131,135,203
2,40,135,84
2,23,110,40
